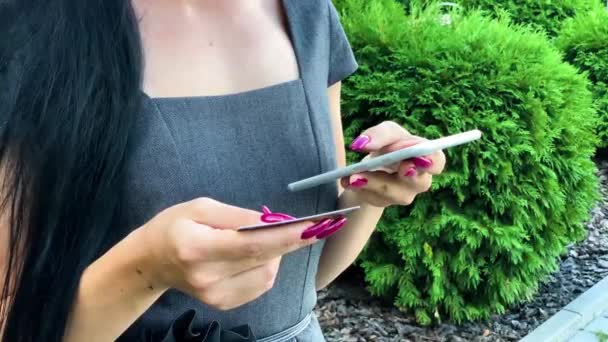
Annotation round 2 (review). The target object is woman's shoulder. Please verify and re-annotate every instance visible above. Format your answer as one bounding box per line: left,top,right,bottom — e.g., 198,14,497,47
286,0,357,86
286,0,341,28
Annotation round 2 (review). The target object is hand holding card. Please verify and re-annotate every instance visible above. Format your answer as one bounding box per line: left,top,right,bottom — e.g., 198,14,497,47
238,206,360,235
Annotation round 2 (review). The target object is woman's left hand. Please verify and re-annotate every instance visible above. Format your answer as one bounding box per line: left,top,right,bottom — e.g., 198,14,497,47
342,121,446,208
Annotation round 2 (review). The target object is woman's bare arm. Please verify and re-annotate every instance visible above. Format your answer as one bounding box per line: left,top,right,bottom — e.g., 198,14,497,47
1,186,319,342
316,83,385,289
63,228,168,342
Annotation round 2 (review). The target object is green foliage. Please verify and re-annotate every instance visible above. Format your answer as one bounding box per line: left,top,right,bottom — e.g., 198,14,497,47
335,0,600,324
595,331,608,342
407,0,601,38
556,7,608,147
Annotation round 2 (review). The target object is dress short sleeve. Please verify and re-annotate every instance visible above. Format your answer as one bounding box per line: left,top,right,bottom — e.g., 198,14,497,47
327,0,358,86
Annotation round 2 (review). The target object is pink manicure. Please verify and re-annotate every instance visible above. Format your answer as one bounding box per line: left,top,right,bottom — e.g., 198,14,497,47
275,213,296,220
350,177,368,188
261,213,296,223
412,157,433,169
350,135,371,151
301,219,333,240
404,167,417,177
260,206,296,223
316,218,348,239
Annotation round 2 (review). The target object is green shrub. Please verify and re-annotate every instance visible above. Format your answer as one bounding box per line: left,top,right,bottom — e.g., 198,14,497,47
336,0,600,324
556,8,608,147
402,0,601,38
465,0,602,37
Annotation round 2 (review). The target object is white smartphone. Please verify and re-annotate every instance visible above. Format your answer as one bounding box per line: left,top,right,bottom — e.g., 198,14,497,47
287,129,482,192
237,206,360,231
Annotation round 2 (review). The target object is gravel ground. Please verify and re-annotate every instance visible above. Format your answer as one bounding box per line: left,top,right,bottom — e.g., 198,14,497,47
315,158,608,342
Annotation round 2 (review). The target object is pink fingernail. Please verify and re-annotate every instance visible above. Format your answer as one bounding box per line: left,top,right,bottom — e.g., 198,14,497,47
350,135,371,151
404,167,417,177
261,213,296,223
350,177,368,188
275,213,296,220
261,205,272,214
412,157,433,169
301,219,333,240
316,218,348,239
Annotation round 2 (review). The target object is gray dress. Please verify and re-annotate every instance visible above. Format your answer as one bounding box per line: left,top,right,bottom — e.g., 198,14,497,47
118,0,358,340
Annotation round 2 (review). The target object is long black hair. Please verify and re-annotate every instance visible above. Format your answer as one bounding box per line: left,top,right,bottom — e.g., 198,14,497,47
0,1,143,340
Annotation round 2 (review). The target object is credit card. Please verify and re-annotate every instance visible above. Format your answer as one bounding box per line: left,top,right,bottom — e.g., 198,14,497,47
237,206,360,231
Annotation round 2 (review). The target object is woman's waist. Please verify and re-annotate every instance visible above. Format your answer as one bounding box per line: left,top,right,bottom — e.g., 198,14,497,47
121,309,321,342
126,247,321,339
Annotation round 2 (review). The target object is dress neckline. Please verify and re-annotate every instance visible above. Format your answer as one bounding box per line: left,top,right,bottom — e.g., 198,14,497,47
142,0,303,102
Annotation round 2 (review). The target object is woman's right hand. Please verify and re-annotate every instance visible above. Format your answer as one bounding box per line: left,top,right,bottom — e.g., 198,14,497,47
137,197,338,310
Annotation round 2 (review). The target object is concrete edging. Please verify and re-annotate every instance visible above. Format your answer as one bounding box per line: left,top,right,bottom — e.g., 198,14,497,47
520,276,608,342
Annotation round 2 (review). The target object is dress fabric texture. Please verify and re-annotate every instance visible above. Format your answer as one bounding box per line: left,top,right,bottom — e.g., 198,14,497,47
117,0,358,340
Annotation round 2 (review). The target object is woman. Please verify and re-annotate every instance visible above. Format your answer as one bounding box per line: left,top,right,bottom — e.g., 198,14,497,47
0,0,445,341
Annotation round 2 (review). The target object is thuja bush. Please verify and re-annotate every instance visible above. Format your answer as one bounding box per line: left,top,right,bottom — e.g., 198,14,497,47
556,8,608,147
460,0,601,37
401,0,601,38
336,0,600,324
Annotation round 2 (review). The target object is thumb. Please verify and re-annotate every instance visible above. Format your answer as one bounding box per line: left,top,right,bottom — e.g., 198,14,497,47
177,198,262,230
350,122,420,153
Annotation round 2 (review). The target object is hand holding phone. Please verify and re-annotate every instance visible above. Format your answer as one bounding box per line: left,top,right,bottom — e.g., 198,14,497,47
287,130,482,192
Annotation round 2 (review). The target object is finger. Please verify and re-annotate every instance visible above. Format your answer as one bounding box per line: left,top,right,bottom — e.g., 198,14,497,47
398,156,442,177
407,173,434,194
378,136,425,154
206,243,287,277
354,189,393,207
177,197,262,230
396,162,434,193
353,171,418,204
343,174,369,190
340,176,351,189
380,138,445,175
365,172,407,197
425,150,446,175
350,121,412,152
197,219,320,263
203,259,260,279
382,138,439,175
198,258,281,310
397,160,417,179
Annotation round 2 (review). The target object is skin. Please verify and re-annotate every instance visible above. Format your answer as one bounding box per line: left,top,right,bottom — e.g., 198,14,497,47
1,1,446,341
